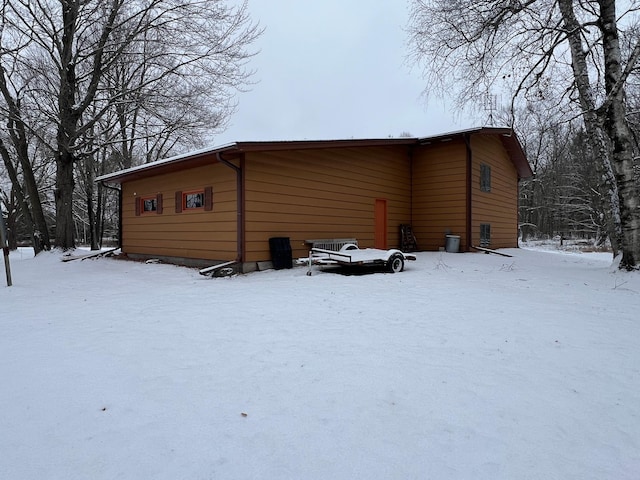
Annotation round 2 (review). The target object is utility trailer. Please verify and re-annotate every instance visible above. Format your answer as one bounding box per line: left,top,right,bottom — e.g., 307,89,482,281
302,243,416,275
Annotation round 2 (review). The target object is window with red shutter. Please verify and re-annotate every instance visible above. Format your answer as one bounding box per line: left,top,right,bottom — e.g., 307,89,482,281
140,196,158,214
175,187,213,212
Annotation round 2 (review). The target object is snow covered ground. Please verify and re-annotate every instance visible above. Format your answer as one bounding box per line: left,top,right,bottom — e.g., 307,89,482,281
1,246,639,479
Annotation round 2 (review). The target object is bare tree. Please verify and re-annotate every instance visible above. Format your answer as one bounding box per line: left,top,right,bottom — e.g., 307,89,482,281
409,0,640,270
0,138,36,250
0,184,19,250
0,8,53,253
1,0,261,250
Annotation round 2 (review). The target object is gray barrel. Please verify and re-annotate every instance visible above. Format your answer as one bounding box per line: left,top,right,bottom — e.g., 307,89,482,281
445,235,460,253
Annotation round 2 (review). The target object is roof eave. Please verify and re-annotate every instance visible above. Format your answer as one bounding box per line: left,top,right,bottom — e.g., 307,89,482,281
417,127,533,179
497,132,533,179
95,138,418,184
95,143,239,184
95,127,533,183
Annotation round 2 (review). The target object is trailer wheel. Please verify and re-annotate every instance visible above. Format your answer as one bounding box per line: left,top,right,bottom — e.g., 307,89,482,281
387,254,404,273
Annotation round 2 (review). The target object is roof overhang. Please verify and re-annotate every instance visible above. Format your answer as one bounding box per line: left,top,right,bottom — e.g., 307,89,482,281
95,127,533,184
95,138,418,184
417,126,533,179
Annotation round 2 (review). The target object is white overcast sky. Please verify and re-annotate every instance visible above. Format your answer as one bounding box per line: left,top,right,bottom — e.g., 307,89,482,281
215,1,479,144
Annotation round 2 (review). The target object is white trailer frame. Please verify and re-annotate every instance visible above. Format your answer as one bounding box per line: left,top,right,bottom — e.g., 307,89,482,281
303,243,416,275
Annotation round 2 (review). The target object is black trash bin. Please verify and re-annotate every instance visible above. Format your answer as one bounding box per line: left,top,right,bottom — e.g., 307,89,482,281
269,237,293,270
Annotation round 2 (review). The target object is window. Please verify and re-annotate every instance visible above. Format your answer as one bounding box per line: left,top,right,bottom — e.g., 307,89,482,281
480,223,491,247
184,191,205,209
175,187,213,213
480,163,491,192
142,198,157,212
135,193,163,216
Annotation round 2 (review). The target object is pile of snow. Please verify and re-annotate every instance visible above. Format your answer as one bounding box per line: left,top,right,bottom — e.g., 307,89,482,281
1,247,638,479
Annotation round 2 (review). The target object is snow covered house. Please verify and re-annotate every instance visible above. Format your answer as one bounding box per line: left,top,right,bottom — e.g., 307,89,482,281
97,127,533,271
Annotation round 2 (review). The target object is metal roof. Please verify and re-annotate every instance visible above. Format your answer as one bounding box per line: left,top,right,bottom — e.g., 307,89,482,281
95,126,533,184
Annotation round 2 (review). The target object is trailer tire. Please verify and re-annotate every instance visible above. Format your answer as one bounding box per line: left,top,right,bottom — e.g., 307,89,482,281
387,254,404,273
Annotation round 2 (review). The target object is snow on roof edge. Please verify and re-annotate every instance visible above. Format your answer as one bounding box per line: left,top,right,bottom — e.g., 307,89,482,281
96,126,521,183
95,142,238,183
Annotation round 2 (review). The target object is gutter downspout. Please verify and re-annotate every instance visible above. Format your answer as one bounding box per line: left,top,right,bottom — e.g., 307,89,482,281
408,144,414,226
463,134,473,252
216,152,244,265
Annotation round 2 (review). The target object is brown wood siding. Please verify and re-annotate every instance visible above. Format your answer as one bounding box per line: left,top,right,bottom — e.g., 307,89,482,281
412,140,468,250
470,135,519,248
115,133,522,265
121,161,237,261
243,146,411,262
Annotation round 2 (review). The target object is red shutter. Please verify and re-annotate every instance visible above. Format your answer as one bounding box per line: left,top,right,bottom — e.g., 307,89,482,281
156,193,163,214
175,191,182,213
135,197,141,216
204,186,213,211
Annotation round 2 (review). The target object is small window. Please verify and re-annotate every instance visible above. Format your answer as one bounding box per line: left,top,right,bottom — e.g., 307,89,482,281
480,223,491,247
176,187,213,213
184,191,205,209
136,193,162,216
142,198,157,212
480,164,491,192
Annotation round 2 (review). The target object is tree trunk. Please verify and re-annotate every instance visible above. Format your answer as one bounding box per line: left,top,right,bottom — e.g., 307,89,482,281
558,0,624,258
87,186,97,250
0,73,52,252
85,157,99,250
6,193,18,250
54,150,76,250
53,2,80,251
0,139,42,254
598,0,640,269
13,123,52,252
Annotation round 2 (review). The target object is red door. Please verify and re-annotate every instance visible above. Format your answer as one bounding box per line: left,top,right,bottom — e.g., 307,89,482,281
374,199,387,249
